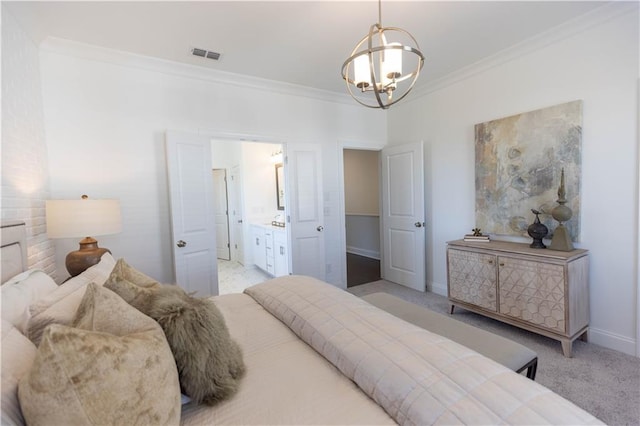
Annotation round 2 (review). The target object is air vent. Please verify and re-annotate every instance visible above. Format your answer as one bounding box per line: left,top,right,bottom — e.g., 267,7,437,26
191,47,221,61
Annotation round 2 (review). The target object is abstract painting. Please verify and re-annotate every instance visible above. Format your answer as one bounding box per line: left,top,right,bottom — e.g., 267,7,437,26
475,100,582,240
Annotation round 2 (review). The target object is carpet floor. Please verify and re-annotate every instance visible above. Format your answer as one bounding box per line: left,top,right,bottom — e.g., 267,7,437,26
348,280,640,426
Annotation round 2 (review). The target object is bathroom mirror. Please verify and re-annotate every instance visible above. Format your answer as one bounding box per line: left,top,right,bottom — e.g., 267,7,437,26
275,163,285,210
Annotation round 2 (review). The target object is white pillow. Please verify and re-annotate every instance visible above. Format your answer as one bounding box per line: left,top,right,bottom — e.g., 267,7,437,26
1,319,37,426
26,253,116,346
28,253,116,318
1,270,58,334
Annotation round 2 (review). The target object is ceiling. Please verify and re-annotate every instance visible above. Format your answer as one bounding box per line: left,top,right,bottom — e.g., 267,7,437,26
5,1,608,94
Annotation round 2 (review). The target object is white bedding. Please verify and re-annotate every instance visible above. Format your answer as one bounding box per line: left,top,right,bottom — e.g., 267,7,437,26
244,275,602,426
181,292,395,425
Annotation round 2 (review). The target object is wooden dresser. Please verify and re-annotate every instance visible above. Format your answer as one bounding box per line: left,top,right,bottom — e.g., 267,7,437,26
446,239,589,357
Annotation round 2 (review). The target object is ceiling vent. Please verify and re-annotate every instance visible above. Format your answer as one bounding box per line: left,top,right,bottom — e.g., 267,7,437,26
191,48,221,61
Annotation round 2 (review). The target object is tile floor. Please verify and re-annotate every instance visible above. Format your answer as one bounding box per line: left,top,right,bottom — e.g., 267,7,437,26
217,259,272,295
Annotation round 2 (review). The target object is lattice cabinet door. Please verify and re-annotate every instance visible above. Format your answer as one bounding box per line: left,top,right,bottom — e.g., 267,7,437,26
447,248,497,312
498,256,566,333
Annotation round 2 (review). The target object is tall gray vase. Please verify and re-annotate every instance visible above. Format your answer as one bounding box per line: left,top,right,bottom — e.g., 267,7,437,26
549,168,574,251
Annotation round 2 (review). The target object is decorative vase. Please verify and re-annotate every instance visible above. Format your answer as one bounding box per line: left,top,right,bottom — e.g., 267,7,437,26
527,209,548,249
549,168,574,251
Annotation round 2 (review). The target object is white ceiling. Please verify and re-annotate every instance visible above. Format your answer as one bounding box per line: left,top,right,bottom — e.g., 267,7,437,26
5,1,608,94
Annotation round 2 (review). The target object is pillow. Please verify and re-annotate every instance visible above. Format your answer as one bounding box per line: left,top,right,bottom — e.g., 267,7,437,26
1,269,58,334
26,253,116,346
18,283,181,426
108,257,160,288
1,319,37,426
105,275,246,405
28,252,116,318
27,285,87,346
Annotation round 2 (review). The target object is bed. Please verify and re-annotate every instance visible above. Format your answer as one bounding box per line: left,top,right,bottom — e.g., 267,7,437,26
1,222,602,425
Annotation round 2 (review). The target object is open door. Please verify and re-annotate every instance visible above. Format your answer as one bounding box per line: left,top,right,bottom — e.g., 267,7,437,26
287,144,325,280
165,130,218,296
212,169,231,260
229,164,244,264
381,142,425,291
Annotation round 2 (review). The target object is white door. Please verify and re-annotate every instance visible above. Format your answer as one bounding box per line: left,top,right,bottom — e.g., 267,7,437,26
212,169,230,260
229,165,244,264
287,144,325,280
165,130,218,296
381,142,425,291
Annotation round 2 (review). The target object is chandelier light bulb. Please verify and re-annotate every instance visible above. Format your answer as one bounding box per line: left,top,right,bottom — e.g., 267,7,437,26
383,42,402,80
354,54,372,89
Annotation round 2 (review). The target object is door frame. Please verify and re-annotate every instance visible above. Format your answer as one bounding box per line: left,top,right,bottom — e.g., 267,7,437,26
337,139,386,288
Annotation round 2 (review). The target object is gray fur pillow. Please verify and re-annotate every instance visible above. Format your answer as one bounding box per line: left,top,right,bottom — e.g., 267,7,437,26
104,274,246,405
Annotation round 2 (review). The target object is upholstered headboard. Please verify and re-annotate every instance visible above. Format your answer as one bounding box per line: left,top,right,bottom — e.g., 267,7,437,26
1,221,28,284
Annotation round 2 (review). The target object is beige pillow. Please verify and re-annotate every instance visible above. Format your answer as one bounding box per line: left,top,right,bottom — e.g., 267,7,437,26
18,283,181,426
108,257,160,288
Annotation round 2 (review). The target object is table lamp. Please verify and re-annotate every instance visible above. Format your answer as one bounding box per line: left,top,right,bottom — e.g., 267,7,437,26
46,195,122,277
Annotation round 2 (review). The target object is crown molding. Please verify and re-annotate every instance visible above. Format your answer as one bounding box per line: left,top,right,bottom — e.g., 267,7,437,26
39,37,355,106
37,2,636,109
411,1,638,98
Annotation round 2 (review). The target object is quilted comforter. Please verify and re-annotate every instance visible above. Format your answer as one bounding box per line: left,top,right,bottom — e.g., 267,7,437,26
184,275,601,425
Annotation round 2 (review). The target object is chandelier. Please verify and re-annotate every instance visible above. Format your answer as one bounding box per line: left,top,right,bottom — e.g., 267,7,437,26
341,0,425,109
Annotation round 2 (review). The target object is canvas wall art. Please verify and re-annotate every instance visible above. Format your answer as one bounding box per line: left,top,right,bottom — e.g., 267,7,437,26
475,100,582,240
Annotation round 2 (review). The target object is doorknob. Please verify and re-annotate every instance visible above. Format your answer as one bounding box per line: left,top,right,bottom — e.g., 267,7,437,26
317,226,324,232
177,240,187,248
414,222,423,228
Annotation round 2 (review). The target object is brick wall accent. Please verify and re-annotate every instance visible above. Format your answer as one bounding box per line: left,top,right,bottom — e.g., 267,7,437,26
1,7,57,280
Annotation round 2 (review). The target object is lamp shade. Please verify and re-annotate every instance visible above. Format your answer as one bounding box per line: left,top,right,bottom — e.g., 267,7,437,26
46,198,122,238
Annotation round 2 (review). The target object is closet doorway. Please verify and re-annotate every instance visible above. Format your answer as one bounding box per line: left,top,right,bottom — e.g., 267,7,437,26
343,149,381,287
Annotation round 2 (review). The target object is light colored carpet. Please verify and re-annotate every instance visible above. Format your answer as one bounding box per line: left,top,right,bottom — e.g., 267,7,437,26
349,280,640,426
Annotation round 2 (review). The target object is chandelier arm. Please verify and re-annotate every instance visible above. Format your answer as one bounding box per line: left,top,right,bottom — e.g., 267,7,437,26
380,62,423,108
367,24,386,108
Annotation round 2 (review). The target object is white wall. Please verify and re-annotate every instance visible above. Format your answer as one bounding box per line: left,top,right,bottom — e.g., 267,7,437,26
1,7,56,279
38,39,386,285
388,4,639,355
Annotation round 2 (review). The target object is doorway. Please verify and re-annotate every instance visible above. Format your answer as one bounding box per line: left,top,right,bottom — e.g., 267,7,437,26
343,149,382,287
211,139,284,294
340,142,426,291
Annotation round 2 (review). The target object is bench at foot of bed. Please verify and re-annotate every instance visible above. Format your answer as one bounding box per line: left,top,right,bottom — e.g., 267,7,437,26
362,292,538,380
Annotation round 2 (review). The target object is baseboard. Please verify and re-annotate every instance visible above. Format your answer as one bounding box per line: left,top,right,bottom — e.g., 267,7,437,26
589,327,638,357
428,280,448,297
346,246,380,260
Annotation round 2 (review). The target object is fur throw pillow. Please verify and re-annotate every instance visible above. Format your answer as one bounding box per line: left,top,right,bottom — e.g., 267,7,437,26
104,275,246,405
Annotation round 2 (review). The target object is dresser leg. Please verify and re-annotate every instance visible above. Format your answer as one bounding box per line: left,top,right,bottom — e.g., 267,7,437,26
561,340,573,358
579,329,589,342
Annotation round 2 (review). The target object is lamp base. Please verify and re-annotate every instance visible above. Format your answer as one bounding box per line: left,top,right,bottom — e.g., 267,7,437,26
65,237,111,277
